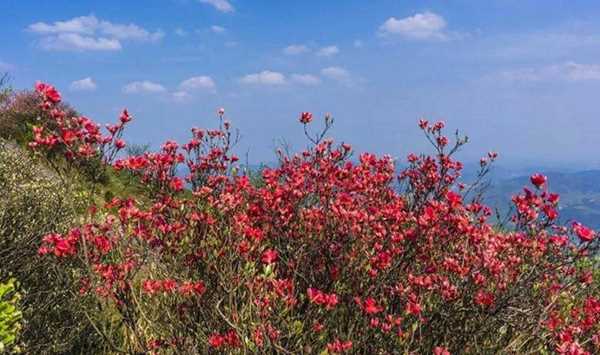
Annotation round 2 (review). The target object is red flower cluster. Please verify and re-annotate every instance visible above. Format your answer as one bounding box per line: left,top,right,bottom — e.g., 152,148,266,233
307,288,339,309
35,81,61,105
355,296,384,315
142,279,206,296
29,82,131,164
208,330,240,349
327,338,353,353
38,231,79,257
261,248,279,264
574,222,595,242
474,290,495,307
512,183,562,226
548,296,600,354
30,84,599,354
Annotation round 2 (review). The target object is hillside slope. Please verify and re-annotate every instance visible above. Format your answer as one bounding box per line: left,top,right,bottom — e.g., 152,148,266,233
485,170,600,228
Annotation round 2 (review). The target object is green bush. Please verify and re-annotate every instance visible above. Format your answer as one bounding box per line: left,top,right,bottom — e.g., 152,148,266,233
0,141,101,354
0,278,21,353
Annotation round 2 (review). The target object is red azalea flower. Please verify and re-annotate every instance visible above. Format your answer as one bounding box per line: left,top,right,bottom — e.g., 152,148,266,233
36,81,62,103
327,339,353,353
208,334,225,348
363,297,383,314
115,139,126,150
307,288,338,309
119,109,132,123
548,192,560,204
446,190,462,208
61,130,77,144
299,112,313,124
474,290,495,307
434,346,451,355
436,136,448,147
169,177,185,192
543,205,558,220
46,88,61,103
530,173,547,188
162,279,178,293
193,281,206,296
406,300,422,315
261,249,278,264
307,287,322,303
433,121,445,131
573,222,595,242
312,321,324,333
178,281,195,296
142,280,161,294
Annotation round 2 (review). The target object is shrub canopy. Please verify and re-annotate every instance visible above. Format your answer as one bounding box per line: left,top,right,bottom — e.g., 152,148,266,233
5,82,600,354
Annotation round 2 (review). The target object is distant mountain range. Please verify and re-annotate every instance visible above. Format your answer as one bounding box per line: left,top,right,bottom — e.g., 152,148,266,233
482,169,600,229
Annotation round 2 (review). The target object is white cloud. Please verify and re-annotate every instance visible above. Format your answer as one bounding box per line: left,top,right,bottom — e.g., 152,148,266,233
291,74,321,86
283,44,310,55
70,77,97,91
27,15,163,51
171,91,192,102
122,81,167,94
100,23,164,42
199,0,234,13
316,45,339,57
240,70,286,85
175,28,187,37
320,66,350,81
496,62,600,82
565,62,600,80
28,15,98,35
40,33,122,51
179,76,216,91
211,25,226,34
353,40,364,48
378,12,447,40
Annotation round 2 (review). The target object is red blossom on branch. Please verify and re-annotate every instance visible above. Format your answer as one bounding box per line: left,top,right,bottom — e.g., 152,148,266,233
299,111,313,124
530,173,547,188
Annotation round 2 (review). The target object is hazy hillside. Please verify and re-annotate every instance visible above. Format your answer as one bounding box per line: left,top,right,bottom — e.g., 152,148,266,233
484,170,600,229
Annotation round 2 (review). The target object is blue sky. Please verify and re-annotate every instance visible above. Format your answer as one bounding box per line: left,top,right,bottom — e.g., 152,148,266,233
2,0,600,168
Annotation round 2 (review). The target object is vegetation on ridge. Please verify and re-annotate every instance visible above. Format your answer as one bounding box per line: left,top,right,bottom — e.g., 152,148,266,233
0,81,598,354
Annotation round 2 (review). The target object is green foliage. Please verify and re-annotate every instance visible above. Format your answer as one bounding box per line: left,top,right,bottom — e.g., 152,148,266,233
0,278,21,353
0,141,101,354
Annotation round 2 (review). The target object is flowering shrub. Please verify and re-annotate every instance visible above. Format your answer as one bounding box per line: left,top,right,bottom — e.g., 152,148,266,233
28,83,599,354
0,85,77,145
